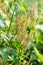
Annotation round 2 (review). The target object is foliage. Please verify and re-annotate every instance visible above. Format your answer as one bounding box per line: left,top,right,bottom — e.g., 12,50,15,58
0,0,43,65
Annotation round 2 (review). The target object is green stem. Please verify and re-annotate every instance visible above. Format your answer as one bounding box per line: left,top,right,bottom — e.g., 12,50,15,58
7,9,14,34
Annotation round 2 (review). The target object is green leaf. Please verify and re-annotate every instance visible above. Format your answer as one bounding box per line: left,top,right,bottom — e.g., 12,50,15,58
32,43,43,62
0,47,8,63
14,2,26,13
9,2,12,8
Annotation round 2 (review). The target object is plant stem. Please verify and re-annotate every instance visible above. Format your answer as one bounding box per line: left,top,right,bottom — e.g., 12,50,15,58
7,9,14,35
